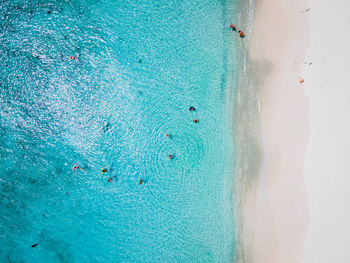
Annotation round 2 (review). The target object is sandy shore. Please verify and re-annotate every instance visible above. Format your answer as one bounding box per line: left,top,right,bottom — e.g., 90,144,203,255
244,0,309,262
235,0,309,262
235,0,350,262
250,0,310,262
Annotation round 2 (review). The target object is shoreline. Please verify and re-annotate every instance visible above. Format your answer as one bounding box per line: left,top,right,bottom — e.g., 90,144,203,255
234,0,310,262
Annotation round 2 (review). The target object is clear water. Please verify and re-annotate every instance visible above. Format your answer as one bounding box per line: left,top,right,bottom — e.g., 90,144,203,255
0,0,239,262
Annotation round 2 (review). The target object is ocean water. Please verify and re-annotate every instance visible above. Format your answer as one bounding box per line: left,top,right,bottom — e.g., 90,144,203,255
0,0,239,262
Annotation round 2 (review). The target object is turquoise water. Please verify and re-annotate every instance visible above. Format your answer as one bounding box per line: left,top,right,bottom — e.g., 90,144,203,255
0,0,239,262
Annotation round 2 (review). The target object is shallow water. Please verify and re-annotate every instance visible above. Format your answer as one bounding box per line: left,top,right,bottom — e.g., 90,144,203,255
0,0,239,262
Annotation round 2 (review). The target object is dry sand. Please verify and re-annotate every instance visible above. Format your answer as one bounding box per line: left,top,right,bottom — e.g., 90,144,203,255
302,0,350,262
235,0,350,262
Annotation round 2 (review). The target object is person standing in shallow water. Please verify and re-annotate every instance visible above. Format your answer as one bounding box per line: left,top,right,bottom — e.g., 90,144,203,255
238,30,245,38
229,24,245,38
230,24,237,31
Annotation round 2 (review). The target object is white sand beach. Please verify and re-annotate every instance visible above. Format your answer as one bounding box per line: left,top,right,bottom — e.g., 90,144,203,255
235,0,350,262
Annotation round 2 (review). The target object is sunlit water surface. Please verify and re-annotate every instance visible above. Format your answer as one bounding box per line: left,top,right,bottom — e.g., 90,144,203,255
0,0,239,262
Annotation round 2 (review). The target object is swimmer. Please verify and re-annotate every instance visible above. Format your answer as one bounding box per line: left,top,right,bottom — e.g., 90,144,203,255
139,179,143,185
73,162,85,172
168,154,173,159
238,30,245,38
102,122,111,133
189,106,196,111
230,24,237,31
165,133,171,138
193,118,199,123
100,168,108,175
69,56,77,60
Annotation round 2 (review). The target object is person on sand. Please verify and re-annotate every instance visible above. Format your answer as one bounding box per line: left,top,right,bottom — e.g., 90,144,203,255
100,168,108,175
73,162,85,172
299,78,305,83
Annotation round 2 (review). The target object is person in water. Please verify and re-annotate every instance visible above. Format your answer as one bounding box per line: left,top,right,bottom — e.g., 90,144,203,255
73,163,85,172
139,179,143,185
69,56,77,60
102,122,112,133
230,24,237,31
189,106,196,111
165,133,171,138
108,176,112,182
238,30,245,38
229,23,245,38
168,154,173,159
100,168,108,175
193,118,198,123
